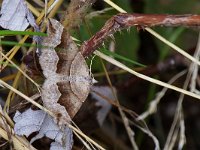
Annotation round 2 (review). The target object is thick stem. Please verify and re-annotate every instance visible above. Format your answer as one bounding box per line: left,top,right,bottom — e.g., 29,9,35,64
81,13,200,57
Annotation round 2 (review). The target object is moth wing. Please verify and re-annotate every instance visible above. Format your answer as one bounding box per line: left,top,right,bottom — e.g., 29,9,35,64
70,52,91,102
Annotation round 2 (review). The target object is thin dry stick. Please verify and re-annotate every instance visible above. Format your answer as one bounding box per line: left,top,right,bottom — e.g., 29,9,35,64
4,69,22,112
72,131,93,150
0,127,35,150
190,36,200,94
137,70,187,121
100,60,139,150
164,33,200,150
94,50,200,100
0,80,52,116
68,124,106,150
0,106,36,150
0,52,40,89
0,80,102,150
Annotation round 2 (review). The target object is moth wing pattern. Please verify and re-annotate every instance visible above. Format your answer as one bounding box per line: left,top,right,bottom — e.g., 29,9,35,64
70,52,91,102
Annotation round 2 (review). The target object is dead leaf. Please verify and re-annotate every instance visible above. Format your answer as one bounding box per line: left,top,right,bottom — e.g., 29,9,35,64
14,109,46,137
0,0,38,31
91,86,115,125
0,106,36,150
39,19,92,126
14,108,73,150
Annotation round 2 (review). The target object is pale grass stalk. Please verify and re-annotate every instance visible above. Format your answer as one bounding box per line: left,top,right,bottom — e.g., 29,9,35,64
16,35,28,54
137,70,187,121
86,8,113,19
68,124,106,150
0,74,16,81
0,81,101,150
101,59,139,149
165,34,200,150
129,119,160,150
120,111,139,150
0,79,52,116
73,131,93,150
26,2,41,17
190,35,200,94
0,51,40,89
146,28,200,66
178,113,185,150
104,0,200,66
1,1,98,149
164,33,200,150
32,0,44,7
47,0,64,20
0,80,102,149
167,125,179,150
164,97,184,150
0,0,64,92
47,0,61,13
103,0,126,13
0,127,36,150
71,121,97,149
2,35,29,64
94,50,200,100
0,106,36,150
4,69,22,112
45,0,47,18
90,87,159,148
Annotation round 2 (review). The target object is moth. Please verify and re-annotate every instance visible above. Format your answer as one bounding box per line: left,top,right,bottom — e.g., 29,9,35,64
39,19,92,126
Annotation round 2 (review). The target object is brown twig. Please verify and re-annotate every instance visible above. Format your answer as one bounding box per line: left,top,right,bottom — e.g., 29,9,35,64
61,0,96,30
80,13,200,57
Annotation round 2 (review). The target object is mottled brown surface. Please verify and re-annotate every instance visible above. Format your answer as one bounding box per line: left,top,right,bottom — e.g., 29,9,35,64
39,19,92,126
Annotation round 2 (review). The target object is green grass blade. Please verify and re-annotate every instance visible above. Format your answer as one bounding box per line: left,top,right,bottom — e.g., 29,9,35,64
0,41,37,47
101,48,146,67
0,30,47,36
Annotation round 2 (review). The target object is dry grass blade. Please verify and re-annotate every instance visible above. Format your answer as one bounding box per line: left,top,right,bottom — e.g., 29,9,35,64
2,0,199,149
100,58,139,149
0,79,52,116
0,127,36,150
0,105,36,150
101,0,200,67
94,50,200,100
137,70,187,121
0,51,40,89
68,124,106,150
164,33,200,150
0,79,103,149
4,70,22,112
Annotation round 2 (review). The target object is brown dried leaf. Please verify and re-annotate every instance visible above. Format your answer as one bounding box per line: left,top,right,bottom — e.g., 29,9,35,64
39,19,92,126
